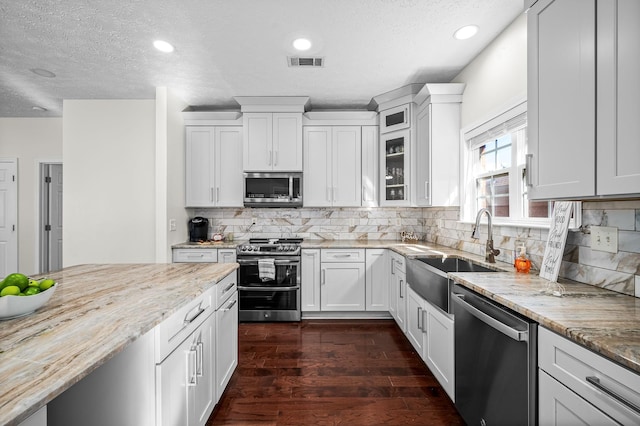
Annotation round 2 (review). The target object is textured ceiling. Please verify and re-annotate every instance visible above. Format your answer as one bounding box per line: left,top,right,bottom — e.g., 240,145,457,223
0,0,524,117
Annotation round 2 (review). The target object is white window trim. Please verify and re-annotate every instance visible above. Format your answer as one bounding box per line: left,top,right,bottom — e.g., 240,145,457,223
459,99,582,229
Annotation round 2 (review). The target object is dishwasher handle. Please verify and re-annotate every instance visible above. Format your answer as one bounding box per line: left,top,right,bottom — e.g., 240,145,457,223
452,293,528,342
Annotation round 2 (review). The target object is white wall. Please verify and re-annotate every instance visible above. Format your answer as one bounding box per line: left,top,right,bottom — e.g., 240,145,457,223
62,100,156,266
155,88,189,262
0,118,63,275
452,13,527,129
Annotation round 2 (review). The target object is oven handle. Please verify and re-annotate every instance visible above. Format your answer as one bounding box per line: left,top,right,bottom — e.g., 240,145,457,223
237,258,300,265
452,293,528,342
238,286,300,291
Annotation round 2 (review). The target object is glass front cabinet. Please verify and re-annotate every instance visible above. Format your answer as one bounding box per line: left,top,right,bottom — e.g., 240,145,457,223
380,128,411,205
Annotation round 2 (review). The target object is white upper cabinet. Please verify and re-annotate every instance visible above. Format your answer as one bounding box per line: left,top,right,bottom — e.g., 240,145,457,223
303,126,362,207
380,104,411,134
596,0,640,195
413,84,464,207
380,128,411,206
242,113,303,171
528,0,640,199
361,126,379,207
185,125,243,208
235,96,309,172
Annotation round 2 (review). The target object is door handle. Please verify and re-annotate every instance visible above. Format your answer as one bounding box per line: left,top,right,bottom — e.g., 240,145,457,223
269,150,273,166
224,299,238,311
399,279,404,298
186,348,197,387
417,306,423,331
274,151,278,166
452,293,528,342
586,376,640,415
321,269,326,285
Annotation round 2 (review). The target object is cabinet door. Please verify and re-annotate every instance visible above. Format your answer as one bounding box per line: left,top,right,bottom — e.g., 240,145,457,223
243,113,272,171
303,127,332,207
156,334,194,426
424,302,455,401
301,249,321,311
395,269,407,332
597,0,640,195
405,286,426,356
361,126,379,207
186,127,215,207
414,103,432,207
527,0,596,199
321,262,365,311
214,127,243,207
216,292,238,403
388,257,398,320
380,104,411,134
380,129,411,206
273,113,303,171
194,313,216,426
539,370,618,426
332,126,362,207
365,249,388,311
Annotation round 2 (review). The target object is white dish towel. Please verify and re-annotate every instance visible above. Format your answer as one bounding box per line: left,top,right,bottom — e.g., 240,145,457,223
258,258,276,281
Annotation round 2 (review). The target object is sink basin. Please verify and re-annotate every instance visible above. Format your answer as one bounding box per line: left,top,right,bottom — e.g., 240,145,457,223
406,257,497,314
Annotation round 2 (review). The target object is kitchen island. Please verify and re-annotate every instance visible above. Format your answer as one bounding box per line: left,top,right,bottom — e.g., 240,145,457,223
0,262,238,426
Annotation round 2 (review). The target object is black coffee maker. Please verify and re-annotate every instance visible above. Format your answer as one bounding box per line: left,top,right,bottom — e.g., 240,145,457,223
188,217,209,242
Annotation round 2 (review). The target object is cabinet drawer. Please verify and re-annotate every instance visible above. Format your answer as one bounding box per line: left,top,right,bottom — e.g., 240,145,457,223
215,272,237,309
172,249,218,263
538,327,640,424
155,287,215,363
321,248,365,262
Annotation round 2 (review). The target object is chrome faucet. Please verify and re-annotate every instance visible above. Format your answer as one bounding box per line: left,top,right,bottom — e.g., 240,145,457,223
472,208,500,263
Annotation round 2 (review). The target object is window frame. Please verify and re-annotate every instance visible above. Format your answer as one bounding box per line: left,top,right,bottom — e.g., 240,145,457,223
460,99,582,229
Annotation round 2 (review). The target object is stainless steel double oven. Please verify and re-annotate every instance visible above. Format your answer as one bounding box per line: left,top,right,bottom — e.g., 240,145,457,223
236,238,302,322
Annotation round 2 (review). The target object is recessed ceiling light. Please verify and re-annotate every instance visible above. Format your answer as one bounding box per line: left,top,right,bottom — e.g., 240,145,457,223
32,106,48,112
30,68,56,78
454,25,479,40
293,38,312,51
153,40,175,53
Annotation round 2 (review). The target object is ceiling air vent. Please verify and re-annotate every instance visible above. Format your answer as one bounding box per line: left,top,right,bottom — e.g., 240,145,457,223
288,56,324,67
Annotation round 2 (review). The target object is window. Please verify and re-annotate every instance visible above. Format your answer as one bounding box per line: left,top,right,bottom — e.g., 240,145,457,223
461,101,580,227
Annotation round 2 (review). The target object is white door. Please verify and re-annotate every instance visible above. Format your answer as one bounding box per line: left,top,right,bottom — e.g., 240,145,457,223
321,262,365,311
215,127,243,207
273,113,302,171
185,127,215,207
156,335,192,426
301,249,321,311
361,126,379,207
0,159,18,278
215,292,238,402
596,0,640,195
332,126,362,207
194,313,216,426
303,127,332,207
243,113,272,171
365,249,388,311
405,286,426,355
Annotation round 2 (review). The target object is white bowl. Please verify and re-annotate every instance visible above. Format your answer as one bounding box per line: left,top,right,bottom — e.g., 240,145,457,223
0,284,57,320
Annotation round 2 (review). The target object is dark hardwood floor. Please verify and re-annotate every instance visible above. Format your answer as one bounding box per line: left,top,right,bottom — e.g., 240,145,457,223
207,319,465,425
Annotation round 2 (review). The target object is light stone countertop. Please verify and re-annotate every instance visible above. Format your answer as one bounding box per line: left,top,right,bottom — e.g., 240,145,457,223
0,262,238,426
172,240,243,249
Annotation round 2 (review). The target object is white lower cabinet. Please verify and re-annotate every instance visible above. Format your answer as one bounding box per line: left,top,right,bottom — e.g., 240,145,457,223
301,249,321,311
365,249,389,311
389,252,407,332
321,262,366,311
538,327,640,425
215,291,238,402
157,311,216,426
405,285,454,401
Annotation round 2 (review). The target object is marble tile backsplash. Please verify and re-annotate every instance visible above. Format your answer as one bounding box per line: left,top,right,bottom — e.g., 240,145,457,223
423,200,640,298
191,199,640,298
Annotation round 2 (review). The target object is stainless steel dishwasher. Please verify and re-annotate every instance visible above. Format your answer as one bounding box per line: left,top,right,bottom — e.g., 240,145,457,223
452,283,537,426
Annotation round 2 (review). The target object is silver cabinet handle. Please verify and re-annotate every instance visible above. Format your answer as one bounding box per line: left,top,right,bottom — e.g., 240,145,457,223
391,258,395,275
186,349,197,387
216,187,220,202
196,341,204,377
422,309,427,334
333,254,352,258
321,269,326,285
424,181,430,202
417,306,423,331
452,293,528,342
274,150,278,166
525,154,533,187
223,282,235,293
184,303,206,325
586,376,640,415
224,299,237,311
399,279,404,298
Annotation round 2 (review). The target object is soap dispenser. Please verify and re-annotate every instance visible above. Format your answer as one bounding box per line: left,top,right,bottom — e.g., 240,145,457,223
514,245,531,273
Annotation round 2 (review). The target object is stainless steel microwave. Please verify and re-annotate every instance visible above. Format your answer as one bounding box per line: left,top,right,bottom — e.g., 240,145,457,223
243,172,303,207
